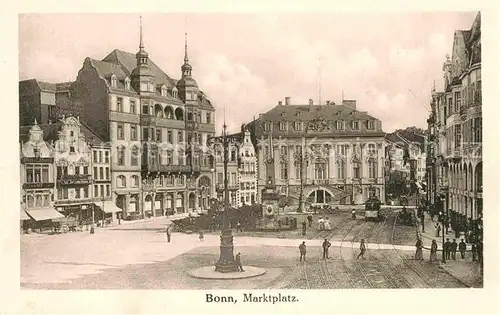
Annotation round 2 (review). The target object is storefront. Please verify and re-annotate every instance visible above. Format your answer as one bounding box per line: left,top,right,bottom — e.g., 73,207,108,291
25,207,65,232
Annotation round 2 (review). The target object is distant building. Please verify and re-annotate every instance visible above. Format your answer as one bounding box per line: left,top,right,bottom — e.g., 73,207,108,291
248,97,386,209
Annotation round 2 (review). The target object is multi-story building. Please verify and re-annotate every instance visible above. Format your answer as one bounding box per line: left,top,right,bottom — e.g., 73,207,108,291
248,97,386,209
238,128,258,207
66,22,215,217
20,116,118,229
427,12,482,239
20,120,60,231
213,133,240,208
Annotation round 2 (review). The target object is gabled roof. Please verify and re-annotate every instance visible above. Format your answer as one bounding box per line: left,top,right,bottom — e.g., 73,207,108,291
37,81,57,92
19,121,107,146
258,104,378,122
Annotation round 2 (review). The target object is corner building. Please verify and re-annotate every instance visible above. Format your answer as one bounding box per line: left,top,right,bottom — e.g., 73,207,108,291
70,25,215,218
250,98,386,208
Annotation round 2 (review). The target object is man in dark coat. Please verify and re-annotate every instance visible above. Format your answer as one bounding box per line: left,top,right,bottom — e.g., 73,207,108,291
235,252,244,272
322,238,331,259
444,238,451,260
458,239,467,259
307,215,313,227
299,241,307,262
451,239,458,260
166,225,171,243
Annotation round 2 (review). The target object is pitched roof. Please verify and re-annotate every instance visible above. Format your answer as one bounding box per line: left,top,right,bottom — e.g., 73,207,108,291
259,104,377,122
19,121,107,146
56,82,74,92
36,81,57,92
102,49,178,88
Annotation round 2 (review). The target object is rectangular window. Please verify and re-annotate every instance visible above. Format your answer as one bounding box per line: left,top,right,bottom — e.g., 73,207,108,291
94,185,98,197
454,91,461,111
167,176,174,186
280,163,288,180
93,151,98,163
83,166,88,175
167,130,173,143
41,166,49,182
130,125,137,141
130,100,136,114
142,128,149,141
98,151,103,163
167,151,173,164
177,131,183,143
99,167,104,180
117,123,124,139
70,146,75,153
106,185,110,197
117,97,123,112
93,167,98,179
295,164,301,179
156,129,161,142
279,122,287,131
352,121,359,130
75,166,80,175
367,120,375,130
100,185,104,197
178,151,184,165
455,125,461,148
75,188,81,199
106,167,110,179
104,151,110,164
206,113,211,124
142,103,149,115
83,187,88,198
336,121,344,130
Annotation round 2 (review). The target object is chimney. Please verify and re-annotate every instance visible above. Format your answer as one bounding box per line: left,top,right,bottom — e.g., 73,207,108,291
308,99,314,105
285,97,291,106
278,101,283,106
326,101,330,105
342,99,356,109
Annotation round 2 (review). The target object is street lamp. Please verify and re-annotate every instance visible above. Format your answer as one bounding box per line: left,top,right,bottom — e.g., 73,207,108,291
208,122,240,273
294,148,310,213
439,211,446,263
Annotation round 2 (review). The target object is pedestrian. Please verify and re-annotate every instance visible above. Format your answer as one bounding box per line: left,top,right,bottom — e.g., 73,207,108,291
317,217,324,230
444,238,451,260
166,225,171,243
451,239,458,260
435,223,441,237
414,238,424,261
322,238,331,259
299,241,307,262
301,221,307,236
277,220,282,231
352,209,356,220
89,225,95,235
430,240,438,262
199,230,204,242
459,239,466,259
356,239,366,260
236,221,243,232
471,242,477,261
235,252,245,272
307,215,313,228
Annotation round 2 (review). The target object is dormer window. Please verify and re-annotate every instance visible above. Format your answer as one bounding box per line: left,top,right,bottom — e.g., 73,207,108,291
293,121,302,131
111,75,117,88
161,85,167,97
124,77,131,90
352,121,360,130
172,88,178,98
279,122,287,131
367,120,375,130
263,122,270,131
335,120,344,130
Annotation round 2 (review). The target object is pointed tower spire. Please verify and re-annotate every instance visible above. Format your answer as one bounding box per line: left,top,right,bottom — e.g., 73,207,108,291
184,32,189,64
139,15,144,49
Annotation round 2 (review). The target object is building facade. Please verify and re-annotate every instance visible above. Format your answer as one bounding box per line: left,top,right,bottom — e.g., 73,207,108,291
427,12,482,239
66,23,216,217
249,97,386,209
238,129,258,207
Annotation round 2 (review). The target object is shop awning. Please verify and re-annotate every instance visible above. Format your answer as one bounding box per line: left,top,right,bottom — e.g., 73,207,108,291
20,210,30,221
26,208,65,221
95,201,123,213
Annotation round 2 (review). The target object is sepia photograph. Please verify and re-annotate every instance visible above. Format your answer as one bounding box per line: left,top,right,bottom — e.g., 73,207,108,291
16,11,486,293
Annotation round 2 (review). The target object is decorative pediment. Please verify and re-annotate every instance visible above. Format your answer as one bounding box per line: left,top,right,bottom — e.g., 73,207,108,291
307,117,332,132
56,158,69,166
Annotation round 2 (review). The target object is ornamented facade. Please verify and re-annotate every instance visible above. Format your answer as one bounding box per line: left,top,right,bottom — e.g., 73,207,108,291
68,21,215,218
427,12,482,238
249,98,386,209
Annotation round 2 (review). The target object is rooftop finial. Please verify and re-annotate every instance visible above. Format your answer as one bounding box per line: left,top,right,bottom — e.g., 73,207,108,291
34,118,38,125
139,15,144,49
184,32,189,63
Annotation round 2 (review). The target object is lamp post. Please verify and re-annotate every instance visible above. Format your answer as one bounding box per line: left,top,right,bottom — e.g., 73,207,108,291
439,211,446,263
209,122,239,273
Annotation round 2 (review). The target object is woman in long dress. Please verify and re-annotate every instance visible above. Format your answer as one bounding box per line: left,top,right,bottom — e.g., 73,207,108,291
317,217,325,230
415,238,424,260
324,217,332,230
430,240,438,262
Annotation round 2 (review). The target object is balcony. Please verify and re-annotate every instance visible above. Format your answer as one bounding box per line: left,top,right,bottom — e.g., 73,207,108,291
140,115,185,129
186,120,199,130
216,183,239,192
57,174,92,185
22,182,55,189
312,179,329,185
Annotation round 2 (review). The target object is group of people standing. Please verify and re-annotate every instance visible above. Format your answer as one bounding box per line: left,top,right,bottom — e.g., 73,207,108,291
416,237,482,263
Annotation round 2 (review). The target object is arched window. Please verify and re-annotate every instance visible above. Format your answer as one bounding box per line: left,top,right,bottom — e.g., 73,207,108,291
353,160,361,179
368,144,376,155
165,106,174,119
117,146,125,166
117,175,126,188
131,146,139,166
368,159,377,179
337,160,345,180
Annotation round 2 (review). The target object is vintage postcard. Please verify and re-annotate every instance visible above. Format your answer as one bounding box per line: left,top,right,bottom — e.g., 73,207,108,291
2,2,499,315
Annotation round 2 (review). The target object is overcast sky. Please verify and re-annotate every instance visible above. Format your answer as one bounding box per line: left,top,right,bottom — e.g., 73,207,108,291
19,12,477,134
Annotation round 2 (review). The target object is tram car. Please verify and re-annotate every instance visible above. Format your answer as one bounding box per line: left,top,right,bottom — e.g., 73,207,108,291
364,196,382,221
